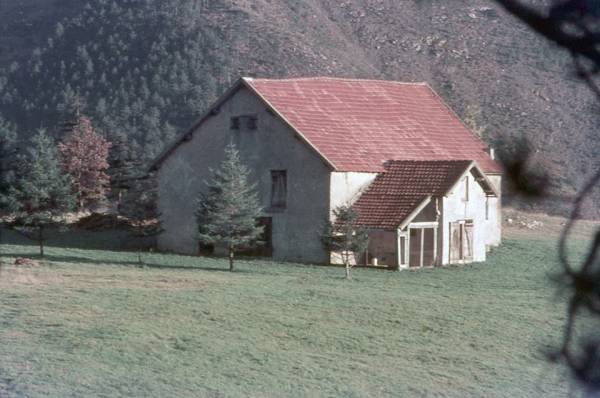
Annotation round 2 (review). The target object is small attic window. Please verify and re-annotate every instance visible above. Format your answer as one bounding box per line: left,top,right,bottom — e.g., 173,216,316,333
230,116,240,130
246,115,258,130
230,115,258,131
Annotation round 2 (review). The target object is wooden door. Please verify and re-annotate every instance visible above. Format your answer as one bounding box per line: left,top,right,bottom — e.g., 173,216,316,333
450,222,462,262
450,221,474,263
409,229,421,267
463,222,474,261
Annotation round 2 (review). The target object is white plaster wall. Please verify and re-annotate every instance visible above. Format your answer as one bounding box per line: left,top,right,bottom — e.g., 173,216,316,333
330,251,359,266
157,86,331,263
440,170,493,265
485,174,502,248
329,172,377,218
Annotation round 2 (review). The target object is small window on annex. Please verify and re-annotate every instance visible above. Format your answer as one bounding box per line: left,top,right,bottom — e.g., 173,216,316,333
270,170,287,209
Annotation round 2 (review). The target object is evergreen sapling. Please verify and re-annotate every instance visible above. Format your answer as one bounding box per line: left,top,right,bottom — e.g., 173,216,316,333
7,130,75,257
196,143,264,271
322,205,370,280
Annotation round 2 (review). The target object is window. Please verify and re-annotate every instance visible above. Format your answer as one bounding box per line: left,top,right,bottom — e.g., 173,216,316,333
230,115,257,130
270,170,287,209
399,236,406,266
463,176,469,202
230,116,240,130
485,197,490,220
246,116,258,130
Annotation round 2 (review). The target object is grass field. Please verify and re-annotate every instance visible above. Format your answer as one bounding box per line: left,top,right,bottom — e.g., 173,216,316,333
0,235,589,397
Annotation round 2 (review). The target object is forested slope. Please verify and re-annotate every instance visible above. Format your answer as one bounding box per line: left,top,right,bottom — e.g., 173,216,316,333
0,0,597,216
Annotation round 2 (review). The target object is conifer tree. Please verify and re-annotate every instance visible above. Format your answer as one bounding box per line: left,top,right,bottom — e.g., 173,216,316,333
196,143,264,272
120,172,163,266
7,130,75,257
59,113,111,210
322,206,370,280
0,116,18,212
0,116,18,252
107,133,142,213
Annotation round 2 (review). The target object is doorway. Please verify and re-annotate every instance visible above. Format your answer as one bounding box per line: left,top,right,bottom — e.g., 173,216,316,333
450,221,474,263
408,226,437,267
237,217,273,257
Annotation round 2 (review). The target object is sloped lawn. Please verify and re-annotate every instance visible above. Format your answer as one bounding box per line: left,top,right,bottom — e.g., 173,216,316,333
0,237,584,397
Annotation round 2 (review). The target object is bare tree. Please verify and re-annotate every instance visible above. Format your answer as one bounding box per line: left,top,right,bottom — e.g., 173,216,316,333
495,0,600,393
322,206,370,280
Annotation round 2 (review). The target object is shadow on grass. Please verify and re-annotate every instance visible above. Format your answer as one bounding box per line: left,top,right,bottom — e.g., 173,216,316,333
142,263,247,273
0,250,253,274
0,227,155,251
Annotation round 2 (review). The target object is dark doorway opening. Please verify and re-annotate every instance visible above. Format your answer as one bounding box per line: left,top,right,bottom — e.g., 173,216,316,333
409,227,437,267
240,217,273,257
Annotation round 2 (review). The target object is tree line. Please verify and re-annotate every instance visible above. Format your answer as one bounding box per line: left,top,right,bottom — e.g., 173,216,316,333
0,111,158,257
0,0,233,165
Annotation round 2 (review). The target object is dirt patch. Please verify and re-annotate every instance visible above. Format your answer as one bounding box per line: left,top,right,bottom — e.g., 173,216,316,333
147,278,199,290
0,264,63,287
2,330,28,340
14,258,40,267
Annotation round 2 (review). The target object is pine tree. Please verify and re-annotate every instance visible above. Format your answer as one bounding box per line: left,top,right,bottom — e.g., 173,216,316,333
196,143,264,272
59,113,111,210
119,172,163,266
322,206,370,280
0,116,18,252
0,116,18,212
107,133,144,214
7,130,75,257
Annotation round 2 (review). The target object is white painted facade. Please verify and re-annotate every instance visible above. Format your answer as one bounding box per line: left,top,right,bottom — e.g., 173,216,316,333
329,172,377,218
439,169,499,265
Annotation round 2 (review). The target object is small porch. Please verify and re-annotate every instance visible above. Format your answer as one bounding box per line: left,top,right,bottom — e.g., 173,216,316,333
347,159,499,269
364,221,439,269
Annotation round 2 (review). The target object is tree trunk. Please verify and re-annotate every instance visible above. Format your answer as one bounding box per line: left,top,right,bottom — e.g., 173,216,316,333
229,247,234,272
343,251,351,280
38,226,44,258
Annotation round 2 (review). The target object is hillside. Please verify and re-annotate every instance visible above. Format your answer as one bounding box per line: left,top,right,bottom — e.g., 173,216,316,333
0,0,597,216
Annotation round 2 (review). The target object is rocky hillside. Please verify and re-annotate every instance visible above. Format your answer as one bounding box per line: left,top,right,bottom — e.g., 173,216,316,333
0,0,597,216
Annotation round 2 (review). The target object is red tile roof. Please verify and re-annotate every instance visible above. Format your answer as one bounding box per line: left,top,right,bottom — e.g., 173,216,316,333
245,77,501,173
351,160,475,229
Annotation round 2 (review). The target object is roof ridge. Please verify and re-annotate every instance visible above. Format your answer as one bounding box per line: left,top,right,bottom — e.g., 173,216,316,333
385,159,475,163
243,76,428,85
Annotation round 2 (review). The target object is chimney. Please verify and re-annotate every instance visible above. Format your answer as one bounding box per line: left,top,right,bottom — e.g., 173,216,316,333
488,147,495,160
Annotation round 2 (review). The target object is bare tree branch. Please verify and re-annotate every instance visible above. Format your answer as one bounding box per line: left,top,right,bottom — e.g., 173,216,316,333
495,0,600,392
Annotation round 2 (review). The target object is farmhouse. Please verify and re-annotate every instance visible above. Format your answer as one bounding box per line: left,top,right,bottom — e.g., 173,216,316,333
151,77,502,268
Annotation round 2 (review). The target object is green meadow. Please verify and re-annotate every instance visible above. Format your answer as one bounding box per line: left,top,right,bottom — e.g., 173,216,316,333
0,236,585,397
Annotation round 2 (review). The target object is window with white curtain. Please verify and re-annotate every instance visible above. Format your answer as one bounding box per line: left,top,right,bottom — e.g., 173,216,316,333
270,170,287,209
